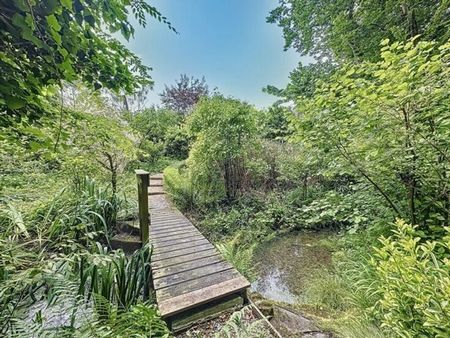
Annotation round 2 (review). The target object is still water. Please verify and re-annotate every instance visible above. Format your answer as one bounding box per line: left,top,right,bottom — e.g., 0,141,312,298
251,231,335,304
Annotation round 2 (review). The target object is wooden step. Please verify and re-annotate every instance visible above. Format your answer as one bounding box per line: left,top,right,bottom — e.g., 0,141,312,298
150,173,164,180
148,186,165,195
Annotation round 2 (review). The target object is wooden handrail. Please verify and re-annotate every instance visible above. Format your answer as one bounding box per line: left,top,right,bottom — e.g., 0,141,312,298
135,169,150,244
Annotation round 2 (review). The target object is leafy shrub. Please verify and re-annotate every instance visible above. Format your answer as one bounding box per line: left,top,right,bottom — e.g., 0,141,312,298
163,166,196,211
370,220,450,337
187,96,259,202
164,126,191,159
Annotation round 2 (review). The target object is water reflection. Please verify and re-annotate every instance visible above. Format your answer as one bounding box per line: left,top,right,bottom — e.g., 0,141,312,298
251,231,334,304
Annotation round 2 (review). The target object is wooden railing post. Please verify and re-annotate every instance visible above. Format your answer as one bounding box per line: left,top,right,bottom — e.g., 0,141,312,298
135,170,150,244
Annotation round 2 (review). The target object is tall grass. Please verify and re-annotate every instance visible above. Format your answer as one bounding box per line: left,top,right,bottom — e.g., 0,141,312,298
216,233,258,282
29,176,120,247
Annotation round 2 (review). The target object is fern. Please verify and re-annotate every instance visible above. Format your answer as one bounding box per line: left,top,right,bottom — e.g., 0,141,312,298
215,306,269,338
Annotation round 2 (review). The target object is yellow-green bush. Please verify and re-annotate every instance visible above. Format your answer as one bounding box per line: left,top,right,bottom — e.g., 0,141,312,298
163,166,195,211
371,220,450,337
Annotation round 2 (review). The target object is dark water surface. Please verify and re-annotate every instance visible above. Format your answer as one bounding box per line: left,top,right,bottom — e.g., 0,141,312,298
251,231,335,304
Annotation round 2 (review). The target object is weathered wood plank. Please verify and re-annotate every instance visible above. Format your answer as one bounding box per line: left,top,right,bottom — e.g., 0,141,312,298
153,232,203,244
157,276,250,317
152,243,214,261
151,249,218,270
151,228,199,238
154,261,233,289
151,217,187,223
153,238,210,254
156,269,241,301
152,234,205,248
170,294,243,332
152,254,223,279
151,221,192,229
151,223,195,233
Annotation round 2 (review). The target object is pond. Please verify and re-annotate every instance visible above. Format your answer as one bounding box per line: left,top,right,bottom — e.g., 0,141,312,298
251,231,336,304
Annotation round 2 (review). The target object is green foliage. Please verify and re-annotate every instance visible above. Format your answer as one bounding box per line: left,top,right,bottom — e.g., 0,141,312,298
31,176,119,246
370,220,450,337
187,96,259,202
215,306,269,338
264,61,335,102
163,166,195,211
293,39,450,233
0,0,174,116
164,125,191,159
260,105,292,141
126,107,181,144
268,0,450,61
74,243,153,312
91,302,170,337
216,234,258,282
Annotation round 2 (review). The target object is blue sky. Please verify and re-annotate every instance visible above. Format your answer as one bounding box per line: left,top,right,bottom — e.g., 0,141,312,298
126,0,312,108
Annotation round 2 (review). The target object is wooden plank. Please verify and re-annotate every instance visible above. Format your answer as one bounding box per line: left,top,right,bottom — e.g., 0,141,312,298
156,269,241,301
152,234,205,248
151,249,218,270
153,243,214,261
154,261,233,289
150,174,164,180
158,276,250,317
153,254,223,279
151,224,193,233
153,238,210,254
151,221,191,229
150,227,199,238
152,217,187,223
151,230,200,241
151,223,194,232
152,226,195,235
152,218,190,224
170,294,243,332
153,231,203,242
149,186,165,195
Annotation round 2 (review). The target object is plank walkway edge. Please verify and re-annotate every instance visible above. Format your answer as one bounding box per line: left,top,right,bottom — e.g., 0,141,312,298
157,276,250,318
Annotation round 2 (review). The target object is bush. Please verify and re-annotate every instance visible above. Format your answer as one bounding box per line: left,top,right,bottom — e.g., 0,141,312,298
163,166,195,211
164,126,191,159
370,220,450,337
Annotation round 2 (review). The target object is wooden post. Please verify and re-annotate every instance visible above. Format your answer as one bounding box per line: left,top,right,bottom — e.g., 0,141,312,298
135,170,150,244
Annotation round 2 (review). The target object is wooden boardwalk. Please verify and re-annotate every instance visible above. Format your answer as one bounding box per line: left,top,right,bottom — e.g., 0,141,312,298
148,174,250,329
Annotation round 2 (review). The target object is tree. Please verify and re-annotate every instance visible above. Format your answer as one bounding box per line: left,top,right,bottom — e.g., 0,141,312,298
0,0,174,117
125,107,181,145
71,112,136,195
160,75,209,115
260,105,292,141
264,61,335,102
293,39,450,233
268,0,450,62
187,96,258,202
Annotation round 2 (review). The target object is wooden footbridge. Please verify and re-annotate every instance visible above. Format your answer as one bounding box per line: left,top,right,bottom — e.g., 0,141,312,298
135,171,250,331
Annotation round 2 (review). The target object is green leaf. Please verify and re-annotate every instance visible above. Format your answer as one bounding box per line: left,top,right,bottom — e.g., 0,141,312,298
47,14,61,32
61,0,72,10
5,96,26,109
